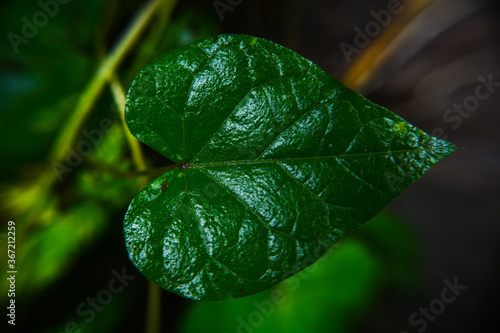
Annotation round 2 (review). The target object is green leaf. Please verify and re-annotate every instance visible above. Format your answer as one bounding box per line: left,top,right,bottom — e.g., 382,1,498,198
123,34,455,301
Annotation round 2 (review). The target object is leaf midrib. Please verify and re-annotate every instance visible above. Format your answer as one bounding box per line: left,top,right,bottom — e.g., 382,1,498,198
187,148,423,167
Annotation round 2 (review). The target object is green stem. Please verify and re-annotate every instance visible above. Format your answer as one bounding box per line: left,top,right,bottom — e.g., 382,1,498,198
109,76,148,179
146,281,162,333
110,76,164,333
84,158,174,179
48,0,164,164
107,3,179,331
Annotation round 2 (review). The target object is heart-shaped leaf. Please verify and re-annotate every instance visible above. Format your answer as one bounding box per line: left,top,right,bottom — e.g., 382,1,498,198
124,34,455,301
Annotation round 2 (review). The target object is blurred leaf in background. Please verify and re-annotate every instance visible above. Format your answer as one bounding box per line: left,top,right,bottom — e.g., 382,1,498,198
0,0,104,176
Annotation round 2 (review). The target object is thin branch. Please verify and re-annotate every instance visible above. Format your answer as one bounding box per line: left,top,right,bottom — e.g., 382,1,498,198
83,158,175,179
109,76,149,187
146,282,162,333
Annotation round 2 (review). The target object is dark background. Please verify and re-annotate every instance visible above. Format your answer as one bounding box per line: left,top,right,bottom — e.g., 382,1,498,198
1,0,499,332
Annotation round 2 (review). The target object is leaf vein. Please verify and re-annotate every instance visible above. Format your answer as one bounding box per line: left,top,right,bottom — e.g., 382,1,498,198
191,73,310,163
198,167,303,243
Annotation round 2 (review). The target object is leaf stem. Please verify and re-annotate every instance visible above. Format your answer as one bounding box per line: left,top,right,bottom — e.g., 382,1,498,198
109,76,148,183
107,4,179,333
110,74,165,333
146,281,162,333
83,158,174,179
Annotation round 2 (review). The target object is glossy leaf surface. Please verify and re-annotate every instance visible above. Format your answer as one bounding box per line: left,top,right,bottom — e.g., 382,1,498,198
124,34,455,300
